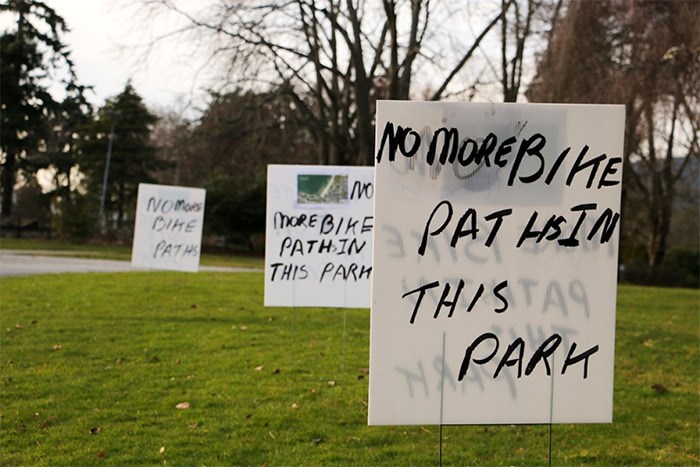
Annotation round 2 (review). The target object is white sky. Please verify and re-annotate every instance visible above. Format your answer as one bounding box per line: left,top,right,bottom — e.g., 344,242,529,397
2,1,515,117
2,0,211,116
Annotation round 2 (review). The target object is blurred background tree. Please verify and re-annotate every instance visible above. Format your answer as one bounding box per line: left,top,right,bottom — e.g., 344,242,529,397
151,90,315,249
135,0,554,165
79,83,170,237
0,0,90,223
1,0,697,285
527,0,699,285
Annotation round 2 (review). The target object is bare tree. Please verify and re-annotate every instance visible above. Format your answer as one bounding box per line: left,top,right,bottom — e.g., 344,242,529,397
528,0,700,282
134,0,515,166
498,0,564,102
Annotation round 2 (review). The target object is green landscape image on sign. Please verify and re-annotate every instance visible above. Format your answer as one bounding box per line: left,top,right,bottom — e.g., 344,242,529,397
297,174,348,204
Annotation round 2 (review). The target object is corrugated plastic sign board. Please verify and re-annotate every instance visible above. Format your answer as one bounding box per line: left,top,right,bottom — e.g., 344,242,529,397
265,165,374,308
369,102,625,425
131,183,206,272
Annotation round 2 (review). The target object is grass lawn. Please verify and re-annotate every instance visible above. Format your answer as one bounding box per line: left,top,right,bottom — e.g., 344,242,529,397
0,272,698,465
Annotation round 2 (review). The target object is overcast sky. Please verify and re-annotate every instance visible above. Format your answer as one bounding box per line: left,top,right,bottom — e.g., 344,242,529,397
3,1,509,117
32,0,209,115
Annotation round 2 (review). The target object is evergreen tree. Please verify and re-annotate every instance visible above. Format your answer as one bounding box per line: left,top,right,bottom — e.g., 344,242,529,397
0,0,89,218
81,83,170,232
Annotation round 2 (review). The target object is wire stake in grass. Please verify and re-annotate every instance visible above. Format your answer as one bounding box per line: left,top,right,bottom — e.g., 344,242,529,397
342,308,347,374
439,332,446,466
548,352,556,467
291,307,296,375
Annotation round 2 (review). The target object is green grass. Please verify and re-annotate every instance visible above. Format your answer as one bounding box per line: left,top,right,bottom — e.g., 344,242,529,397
0,238,263,269
0,274,698,466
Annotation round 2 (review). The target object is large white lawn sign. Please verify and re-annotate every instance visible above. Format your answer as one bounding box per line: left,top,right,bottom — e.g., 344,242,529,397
131,183,206,272
369,102,625,425
265,165,374,308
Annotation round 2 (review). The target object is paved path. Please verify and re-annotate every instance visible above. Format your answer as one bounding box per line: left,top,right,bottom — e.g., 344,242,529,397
0,250,259,277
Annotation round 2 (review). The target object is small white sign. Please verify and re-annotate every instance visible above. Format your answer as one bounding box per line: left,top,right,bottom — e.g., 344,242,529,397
265,165,374,308
369,101,625,425
131,183,206,272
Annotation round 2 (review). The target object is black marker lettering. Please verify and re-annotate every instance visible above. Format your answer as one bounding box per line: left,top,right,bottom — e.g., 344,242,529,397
494,136,516,168
587,208,620,244
458,333,499,381
508,133,546,186
426,127,460,165
516,211,541,248
402,281,441,324
483,208,512,247
350,181,374,199
376,121,421,163
466,283,485,312
450,208,478,247
457,138,479,166
561,343,599,379
558,203,597,247
362,216,374,234
493,280,509,313
435,279,465,319
525,333,562,376
418,201,453,256
494,337,525,378
597,157,622,188
566,146,606,188
545,147,570,185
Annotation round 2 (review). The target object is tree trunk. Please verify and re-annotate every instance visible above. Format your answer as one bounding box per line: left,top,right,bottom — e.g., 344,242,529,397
647,196,672,282
346,0,373,166
1,153,16,218
117,180,125,230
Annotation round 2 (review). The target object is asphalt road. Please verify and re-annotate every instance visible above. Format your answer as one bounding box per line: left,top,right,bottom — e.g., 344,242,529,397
0,251,258,277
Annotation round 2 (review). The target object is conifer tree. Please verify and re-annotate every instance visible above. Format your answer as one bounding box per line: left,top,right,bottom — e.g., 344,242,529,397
80,83,170,231
0,0,89,218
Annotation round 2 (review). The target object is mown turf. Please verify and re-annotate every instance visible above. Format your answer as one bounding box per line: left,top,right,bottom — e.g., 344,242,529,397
0,273,698,465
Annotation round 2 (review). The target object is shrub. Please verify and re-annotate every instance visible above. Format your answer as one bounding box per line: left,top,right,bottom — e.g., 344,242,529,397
52,194,99,241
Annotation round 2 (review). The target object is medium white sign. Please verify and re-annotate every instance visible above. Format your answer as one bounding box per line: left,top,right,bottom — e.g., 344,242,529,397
265,165,374,308
369,102,625,425
131,183,206,272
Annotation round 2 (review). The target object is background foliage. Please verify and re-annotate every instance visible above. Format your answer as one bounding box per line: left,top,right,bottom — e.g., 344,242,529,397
1,0,698,286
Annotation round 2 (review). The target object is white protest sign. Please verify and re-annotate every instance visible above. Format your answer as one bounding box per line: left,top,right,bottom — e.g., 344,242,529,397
265,165,374,308
131,183,206,272
369,102,625,425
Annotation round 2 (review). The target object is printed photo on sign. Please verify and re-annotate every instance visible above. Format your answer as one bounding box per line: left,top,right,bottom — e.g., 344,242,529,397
368,101,625,426
297,174,349,206
265,165,374,308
